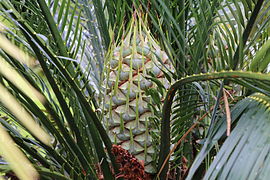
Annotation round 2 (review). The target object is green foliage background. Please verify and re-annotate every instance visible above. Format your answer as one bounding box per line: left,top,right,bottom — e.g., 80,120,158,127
0,0,270,179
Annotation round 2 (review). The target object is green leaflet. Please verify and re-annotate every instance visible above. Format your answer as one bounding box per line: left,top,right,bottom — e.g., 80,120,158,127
187,93,270,179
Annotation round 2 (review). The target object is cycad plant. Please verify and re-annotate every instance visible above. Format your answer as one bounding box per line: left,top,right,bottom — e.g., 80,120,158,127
103,13,174,173
1,0,270,180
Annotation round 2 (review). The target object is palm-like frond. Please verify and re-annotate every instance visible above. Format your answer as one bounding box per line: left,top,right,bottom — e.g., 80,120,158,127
140,0,270,178
1,0,270,179
187,93,270,180
0,0,117,179
157,70,270,178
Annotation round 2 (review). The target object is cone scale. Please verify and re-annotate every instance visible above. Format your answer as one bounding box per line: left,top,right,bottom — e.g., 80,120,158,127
103,17,172,173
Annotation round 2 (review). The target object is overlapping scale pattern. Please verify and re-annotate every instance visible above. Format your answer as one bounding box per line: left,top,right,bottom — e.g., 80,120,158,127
103,21,173,173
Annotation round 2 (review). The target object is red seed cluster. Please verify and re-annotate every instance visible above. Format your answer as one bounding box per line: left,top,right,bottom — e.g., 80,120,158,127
111,144,146,180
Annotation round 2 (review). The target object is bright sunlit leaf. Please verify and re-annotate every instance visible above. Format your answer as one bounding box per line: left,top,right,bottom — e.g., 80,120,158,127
0,57,45,104
0,83,51,145
0,124,39,180
0,34,35,67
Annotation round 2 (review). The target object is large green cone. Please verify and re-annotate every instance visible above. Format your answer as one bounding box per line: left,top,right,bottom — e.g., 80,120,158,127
103,18,173,173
